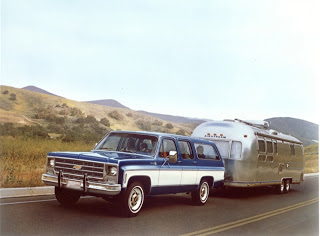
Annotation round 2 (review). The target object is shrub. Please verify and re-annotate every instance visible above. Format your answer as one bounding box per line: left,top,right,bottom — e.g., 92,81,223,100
165,123,174,129
100,117,110,127
9,93,16,101
84,115,97,124
2,90,9,95
176,129,186,135
126,112,133,117
109,110,124,120
152,120,163,126
136,119,152,131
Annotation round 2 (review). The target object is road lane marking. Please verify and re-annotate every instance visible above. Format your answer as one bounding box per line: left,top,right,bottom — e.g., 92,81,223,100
0,196,95,206
0,199,57,206
181,198,319,236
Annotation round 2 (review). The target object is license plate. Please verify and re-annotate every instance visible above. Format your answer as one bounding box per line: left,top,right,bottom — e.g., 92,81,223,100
67,180,81,189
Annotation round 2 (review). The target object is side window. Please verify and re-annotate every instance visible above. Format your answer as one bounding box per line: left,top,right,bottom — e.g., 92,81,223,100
274,141,278,154
266,141,273,154
258,139,265,153
178,141,193,159
230,141,242,159
195,143,220,160
159,139,177,158
290,144,295,156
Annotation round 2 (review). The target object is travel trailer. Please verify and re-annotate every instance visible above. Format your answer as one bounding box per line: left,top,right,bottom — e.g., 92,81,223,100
191,119,304,194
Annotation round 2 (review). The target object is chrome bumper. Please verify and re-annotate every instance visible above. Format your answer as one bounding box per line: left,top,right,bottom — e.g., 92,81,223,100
42,173,121,196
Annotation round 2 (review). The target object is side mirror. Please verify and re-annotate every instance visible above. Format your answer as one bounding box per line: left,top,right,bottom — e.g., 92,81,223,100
168,151,177,163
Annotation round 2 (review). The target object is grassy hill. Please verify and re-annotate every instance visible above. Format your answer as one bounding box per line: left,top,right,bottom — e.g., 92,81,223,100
266,117,318,146
0,85,195,138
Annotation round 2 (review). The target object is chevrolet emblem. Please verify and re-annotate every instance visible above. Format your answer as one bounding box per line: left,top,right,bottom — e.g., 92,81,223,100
73,165,82,170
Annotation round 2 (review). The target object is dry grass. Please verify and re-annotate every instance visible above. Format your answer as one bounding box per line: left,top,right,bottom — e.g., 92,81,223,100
0,137,94,188
304,143,319,174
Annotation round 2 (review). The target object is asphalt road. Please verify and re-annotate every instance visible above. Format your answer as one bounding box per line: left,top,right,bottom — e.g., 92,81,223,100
1,175,318,236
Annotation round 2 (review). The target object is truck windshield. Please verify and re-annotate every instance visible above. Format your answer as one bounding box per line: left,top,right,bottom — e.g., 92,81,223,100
95,133,158,156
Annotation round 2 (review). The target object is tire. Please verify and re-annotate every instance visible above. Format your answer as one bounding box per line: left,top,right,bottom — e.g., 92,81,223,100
55,187,81,206
276,180,285,194
192,180,210,206
284,179,290,194
121,181,144,217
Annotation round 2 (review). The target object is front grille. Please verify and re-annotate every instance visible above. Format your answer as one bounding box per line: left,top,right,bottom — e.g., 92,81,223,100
54,157,104,180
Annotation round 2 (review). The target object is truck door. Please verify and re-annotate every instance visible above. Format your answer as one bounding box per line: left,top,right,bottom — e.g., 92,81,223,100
157,138,182,193
178,140,197,192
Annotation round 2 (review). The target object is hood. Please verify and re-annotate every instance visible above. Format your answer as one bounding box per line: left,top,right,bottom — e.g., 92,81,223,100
48,151,151,163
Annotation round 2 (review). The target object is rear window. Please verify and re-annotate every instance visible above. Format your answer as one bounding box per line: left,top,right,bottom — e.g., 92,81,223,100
195,143,220,160
212,141,230,159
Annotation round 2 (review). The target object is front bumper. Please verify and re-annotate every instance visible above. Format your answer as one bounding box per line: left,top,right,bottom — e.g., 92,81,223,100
42,173,121,196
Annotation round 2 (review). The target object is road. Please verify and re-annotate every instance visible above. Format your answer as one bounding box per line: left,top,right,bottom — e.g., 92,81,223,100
1,175,318,236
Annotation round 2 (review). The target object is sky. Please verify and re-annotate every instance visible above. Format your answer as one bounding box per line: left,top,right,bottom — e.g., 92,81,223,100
1,0,320,124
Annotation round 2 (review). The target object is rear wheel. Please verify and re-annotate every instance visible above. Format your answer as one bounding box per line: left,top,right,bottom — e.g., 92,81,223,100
284,179,290,194
121,181,145,217
55,187,81,206
192,180,210,205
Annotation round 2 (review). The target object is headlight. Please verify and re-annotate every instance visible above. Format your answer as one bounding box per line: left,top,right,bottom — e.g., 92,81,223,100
49,159,55,168
108,166,117,176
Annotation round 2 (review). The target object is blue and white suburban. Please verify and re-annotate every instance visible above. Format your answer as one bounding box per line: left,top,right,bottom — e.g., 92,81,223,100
42,131,225,217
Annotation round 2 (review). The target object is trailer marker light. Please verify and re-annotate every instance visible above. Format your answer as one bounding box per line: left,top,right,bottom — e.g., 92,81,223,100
220,134,223,136
244,135,248,138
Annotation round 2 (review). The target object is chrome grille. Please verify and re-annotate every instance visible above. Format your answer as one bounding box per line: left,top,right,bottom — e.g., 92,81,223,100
54,157,104,180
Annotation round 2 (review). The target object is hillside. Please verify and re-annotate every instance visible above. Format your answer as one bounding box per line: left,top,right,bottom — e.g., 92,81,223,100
265,117,318,146
22,86,62,98
86,99,130,109
0,85,194,138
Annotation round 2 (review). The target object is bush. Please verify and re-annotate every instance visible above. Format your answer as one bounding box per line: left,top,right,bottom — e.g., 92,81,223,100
2,90,9,95
176,129,186,135
84,115,97,124
152,120,163,126
9,93,16,101
136,119,151,131
126,112,133,117
100,117,110,127
165,123,174,129
109,110,123,120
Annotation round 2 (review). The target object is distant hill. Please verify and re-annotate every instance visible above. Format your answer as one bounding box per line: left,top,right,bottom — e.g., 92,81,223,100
138,110,209,124
265,117,319,146
86,99,130,109
22,86,62,98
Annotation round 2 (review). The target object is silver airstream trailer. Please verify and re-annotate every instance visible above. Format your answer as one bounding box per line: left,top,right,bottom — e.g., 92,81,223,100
191,119,304,194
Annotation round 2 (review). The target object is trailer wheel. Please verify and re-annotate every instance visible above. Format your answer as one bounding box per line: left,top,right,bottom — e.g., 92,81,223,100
192,179,210,206
121,181,144,217
55,187,81,206
276,180,285,194
284,179,290,194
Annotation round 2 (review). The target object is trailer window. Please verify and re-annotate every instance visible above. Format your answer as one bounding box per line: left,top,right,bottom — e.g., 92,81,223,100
230,141,242,159
290,144,295,156
212,141,230,159
266,141,273,154
258,140,265,153
274,141,278,154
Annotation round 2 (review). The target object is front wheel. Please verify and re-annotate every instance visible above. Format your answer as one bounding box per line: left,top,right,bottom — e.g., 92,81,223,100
55,187,81,206
121,181,145,217
192,180,210,206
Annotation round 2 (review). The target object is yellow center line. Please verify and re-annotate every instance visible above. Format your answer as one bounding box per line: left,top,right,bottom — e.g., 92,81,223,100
181,198,319,236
